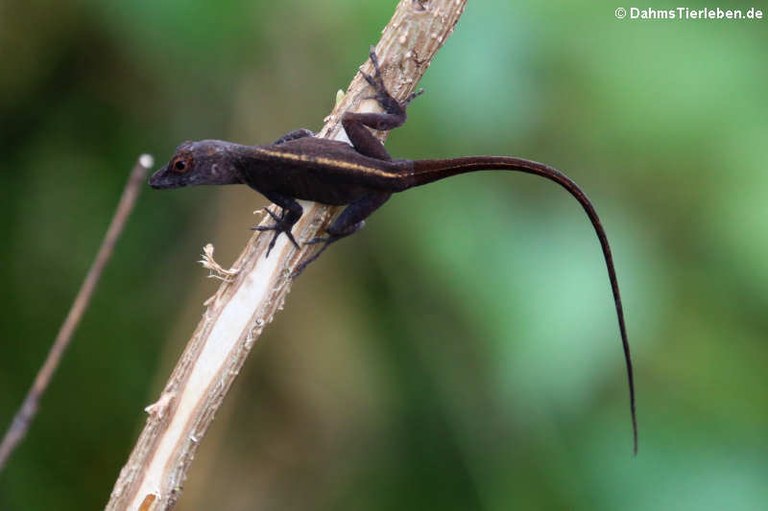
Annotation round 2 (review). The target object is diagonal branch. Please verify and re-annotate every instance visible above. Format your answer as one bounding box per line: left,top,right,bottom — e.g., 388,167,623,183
106,1,467,509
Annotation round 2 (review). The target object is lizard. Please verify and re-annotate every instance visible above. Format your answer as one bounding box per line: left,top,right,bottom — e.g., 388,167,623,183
149,49,638,454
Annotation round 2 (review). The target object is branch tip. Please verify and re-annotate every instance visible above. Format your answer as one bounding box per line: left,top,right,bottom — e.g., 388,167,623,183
139,154,155,169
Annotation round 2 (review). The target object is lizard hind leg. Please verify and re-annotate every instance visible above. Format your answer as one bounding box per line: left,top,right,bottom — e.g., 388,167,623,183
293,191,391,276
341,49,423,160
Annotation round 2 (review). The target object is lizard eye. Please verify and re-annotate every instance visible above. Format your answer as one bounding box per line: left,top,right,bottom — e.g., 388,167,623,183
171,156,191,173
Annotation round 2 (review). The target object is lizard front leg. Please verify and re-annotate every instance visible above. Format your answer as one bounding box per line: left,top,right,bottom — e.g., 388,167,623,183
252,191,303,256
272,128,315,145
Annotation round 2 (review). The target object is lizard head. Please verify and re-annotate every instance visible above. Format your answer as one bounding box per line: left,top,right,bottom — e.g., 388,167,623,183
149,140,242,189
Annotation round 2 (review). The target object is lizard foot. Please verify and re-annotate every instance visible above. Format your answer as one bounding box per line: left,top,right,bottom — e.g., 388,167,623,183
360,47,424,116
252,207,300,257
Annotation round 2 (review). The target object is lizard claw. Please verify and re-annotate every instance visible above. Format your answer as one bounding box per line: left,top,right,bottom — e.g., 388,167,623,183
360,70,382,90
361,46,387,92
252,208,300,257
304,235,329,246
261,207,281,223
292,235,339,277
404,88,425,105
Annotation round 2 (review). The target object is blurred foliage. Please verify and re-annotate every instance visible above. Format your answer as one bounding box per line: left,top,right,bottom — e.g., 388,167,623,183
1,0,767,509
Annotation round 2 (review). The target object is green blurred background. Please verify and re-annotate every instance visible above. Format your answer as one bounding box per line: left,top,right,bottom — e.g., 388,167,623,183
2,0,766,509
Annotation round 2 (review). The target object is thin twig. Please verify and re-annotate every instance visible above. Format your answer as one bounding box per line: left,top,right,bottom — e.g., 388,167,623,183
106,1,467,509
0,155,153,473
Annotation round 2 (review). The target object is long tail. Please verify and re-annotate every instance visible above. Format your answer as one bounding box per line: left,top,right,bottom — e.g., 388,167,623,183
409,157,638,454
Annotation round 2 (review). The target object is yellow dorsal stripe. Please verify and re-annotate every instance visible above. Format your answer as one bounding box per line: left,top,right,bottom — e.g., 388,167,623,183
255,148,397,179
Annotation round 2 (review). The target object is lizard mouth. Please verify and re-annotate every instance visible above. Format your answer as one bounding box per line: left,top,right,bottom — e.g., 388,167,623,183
148,167,176,189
